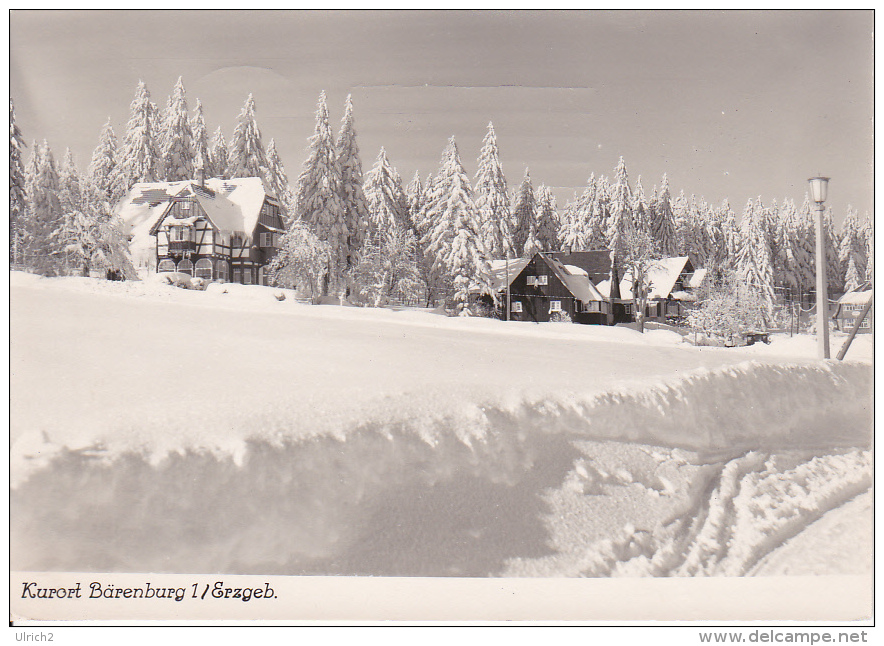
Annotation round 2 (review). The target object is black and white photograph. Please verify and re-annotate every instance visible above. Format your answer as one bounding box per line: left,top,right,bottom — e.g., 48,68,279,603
9,9,874,629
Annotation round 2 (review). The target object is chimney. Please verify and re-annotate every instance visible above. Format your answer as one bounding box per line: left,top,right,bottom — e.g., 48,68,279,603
196,165,205,188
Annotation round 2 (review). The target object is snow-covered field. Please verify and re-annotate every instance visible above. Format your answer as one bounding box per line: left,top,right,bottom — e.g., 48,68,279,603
10,272,873,576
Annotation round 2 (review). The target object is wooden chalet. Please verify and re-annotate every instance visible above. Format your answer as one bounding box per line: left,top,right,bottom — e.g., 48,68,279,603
117,175,286,285
488,252,612,324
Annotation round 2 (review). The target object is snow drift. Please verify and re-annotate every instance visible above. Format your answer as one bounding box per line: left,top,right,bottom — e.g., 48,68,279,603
11,360,871,577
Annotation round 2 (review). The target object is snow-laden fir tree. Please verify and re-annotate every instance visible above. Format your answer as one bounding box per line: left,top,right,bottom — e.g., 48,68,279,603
606,156,633,269
704,199,729,273
363,147,407,234
823,207,842,293
511,169,537,257
672,190,689,255
159,77,193,182
209,126,229,179
474,121,513,259
405,171,424,232
632,175,649,233
228,93,267,180
267,220,331,303
63,180,137,279
350,225,423,307
586,174,609,249
736,196,776,322
335,94,369,266
86,118,126,205
55,148,82,274
651,173,678,257
120,80,159,189
421,139,459,273
558,188,584,251
440,145,492,313
789,195,818,301
721,198,741,271
191,99,211,178
776,198,803,298
838,205,867,292
10,99,27,266
295,91,346,294
26,141,65,275
534,184,559,252
265,138,293,221
863,215,873,284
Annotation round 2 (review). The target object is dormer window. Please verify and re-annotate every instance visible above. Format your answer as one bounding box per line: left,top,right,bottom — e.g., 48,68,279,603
181,201,191,211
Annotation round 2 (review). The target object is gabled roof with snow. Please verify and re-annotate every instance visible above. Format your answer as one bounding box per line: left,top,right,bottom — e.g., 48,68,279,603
548,250,613,284
488,258,532,291
542,254,606,302
117,177,277,239
597,256,694,300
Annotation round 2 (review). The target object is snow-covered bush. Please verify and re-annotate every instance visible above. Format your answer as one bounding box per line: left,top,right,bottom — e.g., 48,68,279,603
550,310,572,323
350,225,423,307
152,271,194,290
267,220,330,303
687,270,769,343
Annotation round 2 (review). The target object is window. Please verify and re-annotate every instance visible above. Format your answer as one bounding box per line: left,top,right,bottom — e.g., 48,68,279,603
623,304,632,314
157,259,176,273
195,258,213,279
180,201,191,211
243,268,253,285
231,234,243,247
273,233,281,247
233,268,242,284
550,300,562,312
526,276,537,286
170,226,193,242
536,275,548,285
177,259,193,276
511,301,523,313
259,232,277,248
216,260,229,282
585,301,600,313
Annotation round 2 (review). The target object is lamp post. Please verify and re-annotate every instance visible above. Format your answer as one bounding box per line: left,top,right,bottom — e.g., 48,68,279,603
808,176,830,359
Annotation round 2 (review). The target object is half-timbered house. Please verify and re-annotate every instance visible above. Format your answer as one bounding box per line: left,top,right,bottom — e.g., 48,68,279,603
117,176,286,285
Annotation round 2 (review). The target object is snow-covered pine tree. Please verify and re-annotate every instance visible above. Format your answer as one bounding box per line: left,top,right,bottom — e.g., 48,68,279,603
159,77,193,182
790,195,818,301
363,147,407,235
606,156,632,261
120,80,159,189
209,126,229,179
10,99,27,266
265,138,293,221
266,220,330,303
421,139,459,273
558,190,582,251
776,198,800,297
474,121,513,260
632,175,649,233
55,148,83,274
63,180,137,279
295,91,346,295
228,93,267,180
838,205,867,292
191,99,211,178
441,149,492,313
587,174,609,249
535,183,559,252
863,214,873,284
511,169,537,257
823,206,842,293
405,171,424,233
721,198,740,271
704,199,728,273
86,118,126,205
335,94,369,267
651,173,678,257
736,196,776,322
27,141,65,275
671,189,689,256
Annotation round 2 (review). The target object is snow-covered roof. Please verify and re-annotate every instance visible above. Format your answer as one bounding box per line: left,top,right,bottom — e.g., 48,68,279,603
686,268,707,289
488,258,532,291
598,256,693,300
838,287,873,305
543,255,606,302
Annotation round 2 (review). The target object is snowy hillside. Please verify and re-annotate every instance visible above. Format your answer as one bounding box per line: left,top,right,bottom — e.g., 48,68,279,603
10,273,873,577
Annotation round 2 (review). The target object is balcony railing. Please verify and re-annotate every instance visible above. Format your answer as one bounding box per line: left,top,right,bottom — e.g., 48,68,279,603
169,240,196,253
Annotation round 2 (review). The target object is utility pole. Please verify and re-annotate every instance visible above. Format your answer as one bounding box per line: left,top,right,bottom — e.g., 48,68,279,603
809,177,830,360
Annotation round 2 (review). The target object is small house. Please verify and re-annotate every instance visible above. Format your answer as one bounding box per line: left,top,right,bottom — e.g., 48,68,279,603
596,256,705,322
489,252,611,324
117,176,286,285
836,285,873,333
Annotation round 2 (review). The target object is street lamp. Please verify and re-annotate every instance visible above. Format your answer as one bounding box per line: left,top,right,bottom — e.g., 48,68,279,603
808,176,830,359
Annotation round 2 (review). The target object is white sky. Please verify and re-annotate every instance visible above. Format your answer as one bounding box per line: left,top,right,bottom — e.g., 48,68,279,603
9,10,874,223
